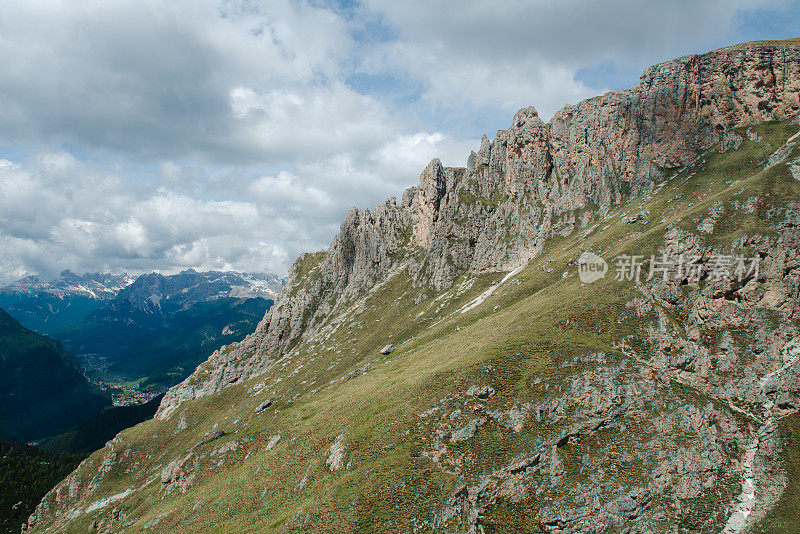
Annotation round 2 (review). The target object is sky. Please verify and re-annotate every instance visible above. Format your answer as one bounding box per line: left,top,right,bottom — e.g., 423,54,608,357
0,0,799,284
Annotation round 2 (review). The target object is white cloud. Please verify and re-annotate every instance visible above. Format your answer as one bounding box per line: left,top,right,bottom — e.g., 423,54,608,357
0,126,473,284
0,0,796,284
0,0,370,163
225,83,397,161
0,156,272,282
359,0,792,119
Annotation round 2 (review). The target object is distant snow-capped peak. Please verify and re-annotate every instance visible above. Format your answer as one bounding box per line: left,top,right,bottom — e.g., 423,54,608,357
0,269,285,302
0,271,135,300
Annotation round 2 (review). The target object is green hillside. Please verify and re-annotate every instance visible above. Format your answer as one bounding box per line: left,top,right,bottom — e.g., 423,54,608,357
58,297,273,390
0,309,110,442
0,293,104,334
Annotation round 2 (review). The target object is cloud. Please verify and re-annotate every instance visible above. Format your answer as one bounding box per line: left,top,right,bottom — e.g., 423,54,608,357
358,0,793,120
0,0,796,284
225,83,397,161
0,154,273,282
0,126,473,284
0,0,793,159
0,0,375,163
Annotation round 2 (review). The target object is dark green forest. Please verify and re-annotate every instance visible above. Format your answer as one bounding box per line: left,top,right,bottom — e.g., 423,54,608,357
0,439,82,534
0,309,109,442
42,394,164,456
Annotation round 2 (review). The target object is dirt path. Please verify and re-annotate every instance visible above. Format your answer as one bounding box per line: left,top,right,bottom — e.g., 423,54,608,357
459,264,525,314
721,338,799,534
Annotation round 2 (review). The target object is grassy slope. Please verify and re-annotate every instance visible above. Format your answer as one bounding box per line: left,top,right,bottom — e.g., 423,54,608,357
35,118,800,533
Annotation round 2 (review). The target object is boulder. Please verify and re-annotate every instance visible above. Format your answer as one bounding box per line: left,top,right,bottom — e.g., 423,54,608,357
466,385,495,399
255,399,273,413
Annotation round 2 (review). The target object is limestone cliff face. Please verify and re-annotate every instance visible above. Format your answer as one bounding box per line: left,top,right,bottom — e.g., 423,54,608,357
157,40,800,420
410,42,800,288
257,198,414,358
157,199,414,418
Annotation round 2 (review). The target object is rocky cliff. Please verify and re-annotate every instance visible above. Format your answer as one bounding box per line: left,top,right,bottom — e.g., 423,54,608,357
157,39,800,420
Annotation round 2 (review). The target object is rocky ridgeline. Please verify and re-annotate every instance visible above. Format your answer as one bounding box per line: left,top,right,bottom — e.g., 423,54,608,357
156,41,800,420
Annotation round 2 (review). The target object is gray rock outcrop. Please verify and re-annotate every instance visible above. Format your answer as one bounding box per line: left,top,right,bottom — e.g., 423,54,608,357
157,40,800,421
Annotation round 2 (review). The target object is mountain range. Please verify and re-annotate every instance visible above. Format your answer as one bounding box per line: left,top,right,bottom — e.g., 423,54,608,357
22,38,800,534
0,271,134,334
0,269,283,334
0,270,284,393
